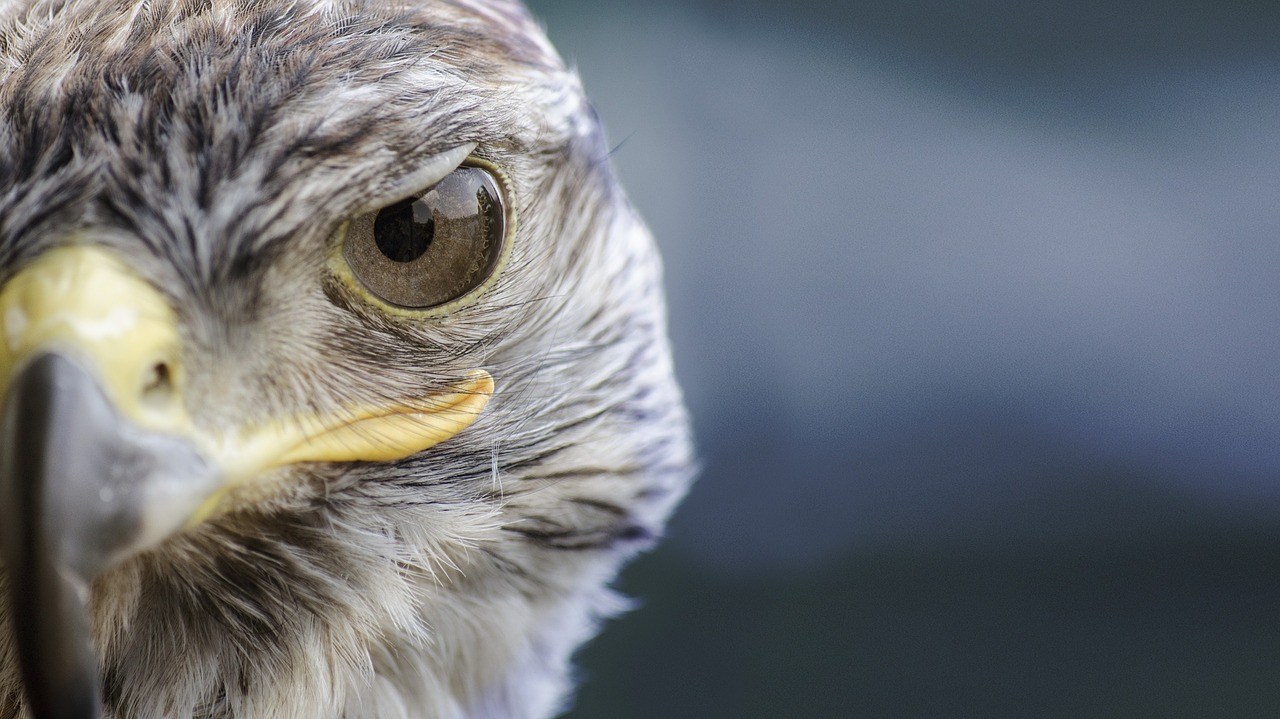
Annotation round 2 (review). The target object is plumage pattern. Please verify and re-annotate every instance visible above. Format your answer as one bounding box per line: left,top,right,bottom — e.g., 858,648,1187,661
0,1,693,716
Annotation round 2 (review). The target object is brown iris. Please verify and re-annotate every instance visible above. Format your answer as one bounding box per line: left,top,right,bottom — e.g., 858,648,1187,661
344,164,508,309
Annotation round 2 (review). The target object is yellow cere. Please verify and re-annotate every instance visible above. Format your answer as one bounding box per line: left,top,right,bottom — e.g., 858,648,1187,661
0,245,191,435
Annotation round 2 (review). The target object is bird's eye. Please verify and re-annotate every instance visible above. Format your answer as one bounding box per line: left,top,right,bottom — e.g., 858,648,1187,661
342,163,509,310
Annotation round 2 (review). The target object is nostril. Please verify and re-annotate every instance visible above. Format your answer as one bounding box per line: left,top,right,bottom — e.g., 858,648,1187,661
139,361,174,407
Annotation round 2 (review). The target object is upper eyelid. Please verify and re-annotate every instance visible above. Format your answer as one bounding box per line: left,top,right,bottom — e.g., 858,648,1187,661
351,144,478,216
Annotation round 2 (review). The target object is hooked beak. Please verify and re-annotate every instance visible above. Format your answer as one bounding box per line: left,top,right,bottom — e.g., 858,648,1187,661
0,353,212,719
0,246,493,717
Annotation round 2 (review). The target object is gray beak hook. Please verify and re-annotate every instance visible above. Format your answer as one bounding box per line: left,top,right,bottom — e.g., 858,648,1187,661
0,353,213,719
1,354,105,719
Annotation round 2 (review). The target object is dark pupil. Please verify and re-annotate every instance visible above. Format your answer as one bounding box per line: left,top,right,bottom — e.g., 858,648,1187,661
373,198,435,263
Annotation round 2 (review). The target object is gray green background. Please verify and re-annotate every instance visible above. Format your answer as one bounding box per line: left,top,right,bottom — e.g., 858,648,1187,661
525,2,1280,716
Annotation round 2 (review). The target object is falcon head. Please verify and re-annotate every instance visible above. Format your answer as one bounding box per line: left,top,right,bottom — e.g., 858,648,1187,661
0,1,693,717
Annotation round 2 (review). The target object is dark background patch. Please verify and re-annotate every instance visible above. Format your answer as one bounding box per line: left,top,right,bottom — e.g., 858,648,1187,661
529,0,1280,715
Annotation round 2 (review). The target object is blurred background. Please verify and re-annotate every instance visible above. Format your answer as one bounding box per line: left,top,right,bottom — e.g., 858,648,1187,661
525,1,1280,716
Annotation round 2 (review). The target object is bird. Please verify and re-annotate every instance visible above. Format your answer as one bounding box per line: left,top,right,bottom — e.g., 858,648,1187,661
0,0,694,717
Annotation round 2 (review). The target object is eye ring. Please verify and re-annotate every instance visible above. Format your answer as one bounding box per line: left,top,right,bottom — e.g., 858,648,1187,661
332,157,515,316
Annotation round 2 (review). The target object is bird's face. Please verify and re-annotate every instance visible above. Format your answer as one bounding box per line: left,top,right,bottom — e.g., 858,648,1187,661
0,1,692,717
